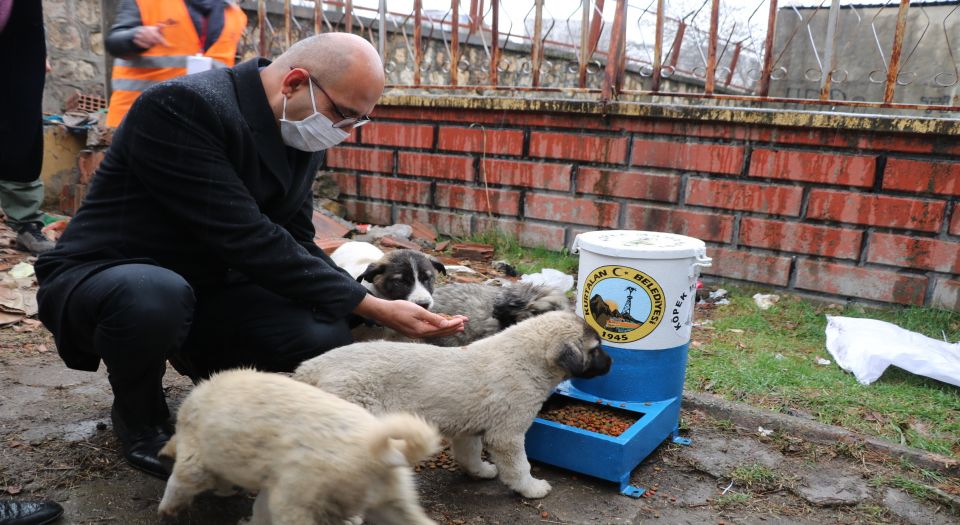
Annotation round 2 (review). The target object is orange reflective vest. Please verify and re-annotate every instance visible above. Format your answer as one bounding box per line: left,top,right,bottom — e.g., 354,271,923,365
106,0,247,127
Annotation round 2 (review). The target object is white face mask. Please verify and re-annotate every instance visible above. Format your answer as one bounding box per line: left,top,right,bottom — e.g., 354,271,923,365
279,77,350,152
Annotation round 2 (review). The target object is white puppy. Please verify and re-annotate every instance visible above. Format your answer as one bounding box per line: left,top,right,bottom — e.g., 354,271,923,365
294,311,611,499
157,369,440,525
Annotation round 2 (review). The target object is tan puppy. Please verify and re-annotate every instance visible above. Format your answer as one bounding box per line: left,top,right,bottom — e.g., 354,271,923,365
157,369,440,525
294,311,611,499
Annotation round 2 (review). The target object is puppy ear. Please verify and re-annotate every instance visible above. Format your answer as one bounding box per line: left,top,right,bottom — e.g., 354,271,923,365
428,255,447,275
357,262,386,283
556,341,587,376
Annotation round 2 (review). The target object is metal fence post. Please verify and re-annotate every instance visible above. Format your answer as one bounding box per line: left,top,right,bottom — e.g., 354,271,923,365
704,0,720,95
884,0,911,104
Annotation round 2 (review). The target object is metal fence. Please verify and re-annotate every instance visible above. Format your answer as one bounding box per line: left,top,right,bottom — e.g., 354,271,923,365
244,0,960,112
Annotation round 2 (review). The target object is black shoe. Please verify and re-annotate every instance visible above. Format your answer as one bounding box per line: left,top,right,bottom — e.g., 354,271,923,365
111,407,172,480
0,499,64,525
15,223,55,255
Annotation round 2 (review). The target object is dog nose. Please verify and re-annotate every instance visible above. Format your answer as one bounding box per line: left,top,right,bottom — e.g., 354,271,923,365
416,301,432,309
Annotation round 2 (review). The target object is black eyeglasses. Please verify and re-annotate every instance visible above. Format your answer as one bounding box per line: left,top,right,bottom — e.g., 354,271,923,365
291,66,371,130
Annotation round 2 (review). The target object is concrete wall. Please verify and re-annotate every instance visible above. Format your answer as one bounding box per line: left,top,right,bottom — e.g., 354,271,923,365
325,97,960,310
41,0,108,113
769,4,960,108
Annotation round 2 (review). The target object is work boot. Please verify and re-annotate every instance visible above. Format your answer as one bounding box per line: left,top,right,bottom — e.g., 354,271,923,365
0,499,64,525
15,223,55,255
112,405,172,480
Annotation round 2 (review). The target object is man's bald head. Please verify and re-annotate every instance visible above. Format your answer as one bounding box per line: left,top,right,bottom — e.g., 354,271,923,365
261,33,384,125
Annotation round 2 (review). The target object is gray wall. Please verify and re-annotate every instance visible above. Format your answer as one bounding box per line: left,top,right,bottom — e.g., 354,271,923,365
42,0,109,113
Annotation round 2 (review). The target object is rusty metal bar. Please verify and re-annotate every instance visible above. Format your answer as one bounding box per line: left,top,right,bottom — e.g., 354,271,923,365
884,0,911,104
284,0,292,48
414,0,422,85
314,0,322,34
668,21,686,68
344,0,353,33
820,0,841,101
613,88,960,112
469,0,481,35
704,0,720,95
651,0,665,91
602,0,627,100
724,42,741,87
258,0,266,56
578,0,591,88
531,0,544,87
490,0,499,86
378,0,386,57
587,0,605,57
758,0,778,96
451,0,460,85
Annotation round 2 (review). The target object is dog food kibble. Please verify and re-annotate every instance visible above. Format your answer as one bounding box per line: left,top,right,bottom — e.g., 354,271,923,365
538,399,638,437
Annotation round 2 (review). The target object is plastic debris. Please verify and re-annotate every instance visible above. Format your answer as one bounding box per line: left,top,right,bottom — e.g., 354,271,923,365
9,262,34,279
774,353,785,360
758,426,774,437
825,315,960,387
520,268,575,292
709,288,728,300
443,265,477,274
752,293,780,310
816,357,832,366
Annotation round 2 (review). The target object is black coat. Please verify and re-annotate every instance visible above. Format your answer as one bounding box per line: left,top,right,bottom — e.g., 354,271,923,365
0,0,46,182
36,58,368,372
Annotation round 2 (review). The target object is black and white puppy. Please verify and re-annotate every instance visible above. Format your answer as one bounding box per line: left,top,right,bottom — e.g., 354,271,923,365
330,241,446,309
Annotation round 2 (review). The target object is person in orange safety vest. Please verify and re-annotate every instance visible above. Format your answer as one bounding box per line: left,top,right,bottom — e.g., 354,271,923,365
105,0,246,128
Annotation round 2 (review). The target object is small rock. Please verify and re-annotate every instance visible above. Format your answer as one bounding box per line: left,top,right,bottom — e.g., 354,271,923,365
752,293,780,310
435,240,450,251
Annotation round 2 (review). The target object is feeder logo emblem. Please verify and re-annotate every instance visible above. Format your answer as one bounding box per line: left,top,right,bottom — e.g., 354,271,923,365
582,265,664,343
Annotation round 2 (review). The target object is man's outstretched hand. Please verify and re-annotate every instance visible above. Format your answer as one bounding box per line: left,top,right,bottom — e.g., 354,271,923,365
354,295,467,339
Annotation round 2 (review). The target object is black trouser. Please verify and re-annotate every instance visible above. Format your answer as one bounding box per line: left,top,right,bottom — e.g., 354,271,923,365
65,264,354,433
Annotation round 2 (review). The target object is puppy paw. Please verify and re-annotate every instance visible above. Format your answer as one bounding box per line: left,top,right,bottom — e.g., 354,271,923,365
466,461,498,479
517,478,552,499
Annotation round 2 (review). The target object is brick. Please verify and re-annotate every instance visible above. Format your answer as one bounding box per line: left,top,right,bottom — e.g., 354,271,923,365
529,132,628,164
315,237,350,255
343,199,392,225
866,232,960,273
438,127,524,156
452,243,495,260
397,152,473,181
474,217,567,251
952,206,960,236
624,205,734,243
884,158,960,196
931,278,960,310
748,149,875,187
701,246,792,286
577,168,679,203
409,221,437,242
739,218,862,260
481,159,571,191
358,175,431,204
311,210,350,238
380,236,422,250
632,139,745,175
328,172,357,196
525,193,620,228
795,259,927,305
435,184,521,216
77,150,104,184
326,147,394,173
806,189,946,232
396,206,471,237
685,178,803,216
361,122,434,149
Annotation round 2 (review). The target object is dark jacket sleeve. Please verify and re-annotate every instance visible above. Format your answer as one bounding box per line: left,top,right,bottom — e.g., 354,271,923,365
105,0,147,58
125,83,369,319
284,194,354,280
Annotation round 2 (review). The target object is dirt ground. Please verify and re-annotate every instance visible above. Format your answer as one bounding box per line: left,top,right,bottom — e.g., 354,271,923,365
3,325,958,525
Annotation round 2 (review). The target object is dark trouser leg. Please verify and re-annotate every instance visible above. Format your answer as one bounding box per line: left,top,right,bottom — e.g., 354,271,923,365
178,280,353,379
65,264,195,436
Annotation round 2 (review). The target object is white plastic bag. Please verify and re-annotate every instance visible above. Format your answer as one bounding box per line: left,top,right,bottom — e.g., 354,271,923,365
824,315,960,387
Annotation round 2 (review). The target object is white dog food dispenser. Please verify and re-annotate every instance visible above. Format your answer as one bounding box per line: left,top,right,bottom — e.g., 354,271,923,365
525,230,711,497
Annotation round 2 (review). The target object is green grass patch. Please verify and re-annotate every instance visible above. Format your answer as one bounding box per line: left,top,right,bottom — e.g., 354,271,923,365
714,491,750,508
448,229,578,275
688,287,960,459
730,463,780,490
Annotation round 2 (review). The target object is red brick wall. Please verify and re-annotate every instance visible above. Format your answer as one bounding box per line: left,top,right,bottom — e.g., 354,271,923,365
329,105,960,310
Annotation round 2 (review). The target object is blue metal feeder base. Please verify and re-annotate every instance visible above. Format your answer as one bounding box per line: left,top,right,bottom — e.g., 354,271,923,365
525,381,689,497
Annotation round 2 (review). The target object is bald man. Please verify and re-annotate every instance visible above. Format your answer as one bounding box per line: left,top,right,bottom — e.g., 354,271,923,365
35,34,465,479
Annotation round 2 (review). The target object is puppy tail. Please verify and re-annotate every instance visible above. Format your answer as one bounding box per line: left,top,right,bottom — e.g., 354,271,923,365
159,433,177,461
370,413,441,468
